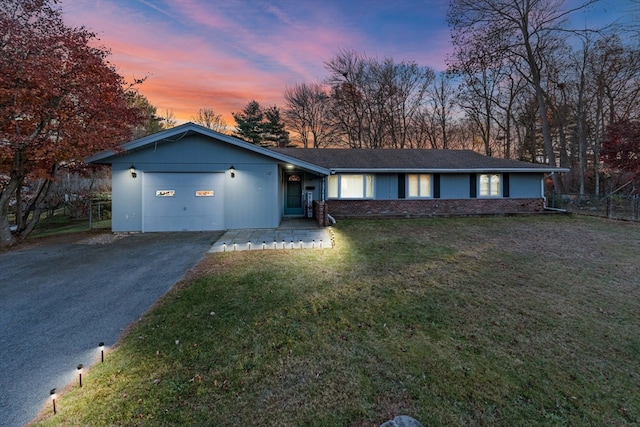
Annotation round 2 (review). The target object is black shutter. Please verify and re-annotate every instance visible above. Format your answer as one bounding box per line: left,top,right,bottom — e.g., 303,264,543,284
470,174,477,198
398,173,405,199
503,173,510,197
433,174,440,199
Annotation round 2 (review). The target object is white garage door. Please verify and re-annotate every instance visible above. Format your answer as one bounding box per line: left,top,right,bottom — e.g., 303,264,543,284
143,173,224,232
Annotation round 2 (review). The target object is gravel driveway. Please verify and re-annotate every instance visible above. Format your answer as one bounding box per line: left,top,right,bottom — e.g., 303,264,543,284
0,231,219,427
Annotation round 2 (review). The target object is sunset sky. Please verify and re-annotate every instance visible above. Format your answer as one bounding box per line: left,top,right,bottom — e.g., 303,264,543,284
63,0,633,126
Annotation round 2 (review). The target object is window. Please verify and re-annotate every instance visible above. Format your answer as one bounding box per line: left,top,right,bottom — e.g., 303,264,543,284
407,174,432,198
328,174,373,199
479,174,501,197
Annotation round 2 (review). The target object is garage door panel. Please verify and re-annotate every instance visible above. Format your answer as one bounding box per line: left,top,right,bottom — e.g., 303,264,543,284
143,173,224,232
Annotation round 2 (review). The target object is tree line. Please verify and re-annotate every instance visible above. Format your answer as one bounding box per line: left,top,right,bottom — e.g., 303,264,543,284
191,1,640,198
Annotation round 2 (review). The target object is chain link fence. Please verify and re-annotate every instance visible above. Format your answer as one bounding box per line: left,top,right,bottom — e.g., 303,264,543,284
547,192,640,221
89,197,112,229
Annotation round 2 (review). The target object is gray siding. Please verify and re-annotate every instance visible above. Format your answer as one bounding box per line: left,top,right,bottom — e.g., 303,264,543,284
509,173,543,198
440,174,471,199
112,164,143,231
375,174,399,200
110,134,282,231
225,163,280,229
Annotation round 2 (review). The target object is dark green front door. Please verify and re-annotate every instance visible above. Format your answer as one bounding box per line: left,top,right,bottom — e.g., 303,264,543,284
284,172,304,216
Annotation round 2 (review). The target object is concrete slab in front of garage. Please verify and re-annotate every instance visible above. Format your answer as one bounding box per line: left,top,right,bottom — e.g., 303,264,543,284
209,219,334,252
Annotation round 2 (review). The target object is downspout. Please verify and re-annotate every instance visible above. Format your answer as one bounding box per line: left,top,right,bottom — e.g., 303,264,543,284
543,172,567,212
322,174,336,225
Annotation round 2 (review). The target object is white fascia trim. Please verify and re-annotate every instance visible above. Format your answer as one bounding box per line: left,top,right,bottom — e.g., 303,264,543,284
329,167,570,174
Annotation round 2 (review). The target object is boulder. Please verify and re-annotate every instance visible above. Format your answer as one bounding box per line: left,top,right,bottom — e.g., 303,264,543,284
379,415,424,427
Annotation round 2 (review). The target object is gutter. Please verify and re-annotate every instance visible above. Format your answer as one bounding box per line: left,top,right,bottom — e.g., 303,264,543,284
329,167,570,174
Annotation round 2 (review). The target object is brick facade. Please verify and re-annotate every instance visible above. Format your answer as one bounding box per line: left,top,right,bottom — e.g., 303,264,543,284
326,198,545,218
313,200,329,226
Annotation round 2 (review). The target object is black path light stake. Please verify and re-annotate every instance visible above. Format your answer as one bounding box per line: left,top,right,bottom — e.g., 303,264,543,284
99,342,105,362
77,364,83,387
50,388,57,415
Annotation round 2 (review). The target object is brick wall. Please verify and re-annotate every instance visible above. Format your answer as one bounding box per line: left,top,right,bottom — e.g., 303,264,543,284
326,198,545,218
313,200,329,226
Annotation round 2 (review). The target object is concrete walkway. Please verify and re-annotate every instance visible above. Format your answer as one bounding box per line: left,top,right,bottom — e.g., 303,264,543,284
209,218,334,252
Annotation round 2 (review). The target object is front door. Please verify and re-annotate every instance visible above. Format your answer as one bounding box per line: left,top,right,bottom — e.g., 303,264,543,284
284,172,304,216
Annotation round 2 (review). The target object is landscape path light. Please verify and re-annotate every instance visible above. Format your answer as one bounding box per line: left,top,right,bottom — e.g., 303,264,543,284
99,342,105,362
50,388,57,415
77,364,83,387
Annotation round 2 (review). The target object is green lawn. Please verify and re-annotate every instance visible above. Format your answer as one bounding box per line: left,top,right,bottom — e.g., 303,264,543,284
32,216,640,426
29,214,111,238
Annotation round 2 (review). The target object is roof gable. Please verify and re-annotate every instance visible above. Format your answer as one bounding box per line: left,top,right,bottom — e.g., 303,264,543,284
85,122,330,175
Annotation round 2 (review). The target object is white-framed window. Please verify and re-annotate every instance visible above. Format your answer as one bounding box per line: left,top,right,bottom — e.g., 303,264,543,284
328,174,374,199
479,174,501,197
407,174,432,198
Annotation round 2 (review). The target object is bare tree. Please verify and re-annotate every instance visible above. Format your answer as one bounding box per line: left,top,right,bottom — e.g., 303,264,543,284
161,109,177,129
192,107,227,132
383,60,434,148
284,82,335,148
424,73,458,149
324,49,434,148
325,49,368,148
452,45,527,157
448,0,601,192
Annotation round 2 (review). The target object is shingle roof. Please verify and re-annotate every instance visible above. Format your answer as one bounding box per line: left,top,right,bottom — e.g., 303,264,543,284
271,148,567,173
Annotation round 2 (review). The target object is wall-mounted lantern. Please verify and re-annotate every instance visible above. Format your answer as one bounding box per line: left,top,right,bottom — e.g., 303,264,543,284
229,165,236,178
129,164,137,178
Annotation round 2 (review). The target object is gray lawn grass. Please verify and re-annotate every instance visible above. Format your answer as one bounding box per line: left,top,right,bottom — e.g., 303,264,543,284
32,215,639,426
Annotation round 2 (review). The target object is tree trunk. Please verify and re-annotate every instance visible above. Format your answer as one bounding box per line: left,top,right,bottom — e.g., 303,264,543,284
0,177,21,247
526,45,565,192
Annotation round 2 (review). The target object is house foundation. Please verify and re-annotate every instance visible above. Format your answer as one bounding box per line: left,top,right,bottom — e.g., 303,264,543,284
326,198,545,218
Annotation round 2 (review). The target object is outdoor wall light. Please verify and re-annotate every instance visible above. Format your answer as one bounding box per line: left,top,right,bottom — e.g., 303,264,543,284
50,388,57,414
129,164,137,178
98,342,105,362
77,364,83,387
229,165,236,178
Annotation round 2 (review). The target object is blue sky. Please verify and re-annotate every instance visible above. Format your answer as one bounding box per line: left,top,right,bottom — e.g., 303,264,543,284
62,0,634,124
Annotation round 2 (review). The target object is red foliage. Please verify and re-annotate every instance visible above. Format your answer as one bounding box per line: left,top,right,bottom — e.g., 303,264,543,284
601,120,640,177
0,0,143,244
0,0,142,181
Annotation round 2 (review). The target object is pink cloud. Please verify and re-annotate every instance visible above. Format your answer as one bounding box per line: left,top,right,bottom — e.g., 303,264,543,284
62,0,453,126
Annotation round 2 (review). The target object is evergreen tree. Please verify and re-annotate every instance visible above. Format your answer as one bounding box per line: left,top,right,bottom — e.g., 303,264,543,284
130,93,164,139
232,100,289,146
262,105,290,147
232,100,263,144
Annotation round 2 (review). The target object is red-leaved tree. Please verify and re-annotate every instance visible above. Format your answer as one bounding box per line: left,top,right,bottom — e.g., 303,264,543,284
601,120,640,180
0,0,142,246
